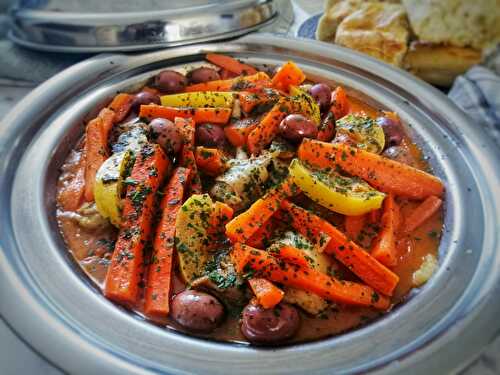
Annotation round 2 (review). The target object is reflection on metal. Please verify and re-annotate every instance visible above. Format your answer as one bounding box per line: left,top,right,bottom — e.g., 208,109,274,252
8,0,279,52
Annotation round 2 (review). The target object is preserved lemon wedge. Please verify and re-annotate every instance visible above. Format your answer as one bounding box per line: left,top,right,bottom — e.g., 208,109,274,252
94,150,132,227
289,85,321,125
160,91,235,108
175,194,214,282
288,158,385,215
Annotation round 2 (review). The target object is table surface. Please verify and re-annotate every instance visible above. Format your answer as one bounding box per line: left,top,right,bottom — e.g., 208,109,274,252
1,0,499,373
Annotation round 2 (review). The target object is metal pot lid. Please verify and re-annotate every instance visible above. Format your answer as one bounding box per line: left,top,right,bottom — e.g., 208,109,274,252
0,34,499,374
7,0,283,53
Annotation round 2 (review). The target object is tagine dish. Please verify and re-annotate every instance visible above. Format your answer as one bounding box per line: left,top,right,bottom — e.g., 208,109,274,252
56,53,444,344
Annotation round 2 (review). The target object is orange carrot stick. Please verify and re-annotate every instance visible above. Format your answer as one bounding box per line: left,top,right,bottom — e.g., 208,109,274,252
139,105,231,125
83,108,115,201
207,201,234,250
271,61,306,91
206,53,257,75
225,178,297,243
247,99,290,155
371,194,398,267
144,167,191,319
219,68,238,80
281,199,399,296
248,278,284,309
345,214,366,240
224,117,259,147
185,72,271,92
268,245,311,268
330,86,350,120
58,155,86,211
246,215,278,249
195,147,227,176
238,92,261,113
104,144,170,306
403,195,443,234
108,93,134,123
176,117,202,194
298,139,445,200
238,91,278,113
232,243,390,310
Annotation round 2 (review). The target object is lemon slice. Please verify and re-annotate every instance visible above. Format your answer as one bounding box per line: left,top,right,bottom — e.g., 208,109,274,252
94,150,131,227
289,158,385,216
175,194,214,282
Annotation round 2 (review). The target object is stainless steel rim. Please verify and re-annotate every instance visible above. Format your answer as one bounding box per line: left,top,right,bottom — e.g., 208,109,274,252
0,34,499,375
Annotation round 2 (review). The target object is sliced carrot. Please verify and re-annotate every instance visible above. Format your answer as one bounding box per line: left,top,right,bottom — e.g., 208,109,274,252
58,154,85,211
139,105,231,125
330,86,350,120
176,117,202,194
371,194,398,267
403,195,443,234
246,215,278,249
108,93,134,123
248,278,284,309
144,167,191,319
271,61,306,92
207,201,234,249
206,53,257,75
345,214,366,241
195,147,227,176
224,117,259,147
247,99,290,155
239,92,261,113
219,68,239,80
368,208,381,224
104,144,170,306
83,108,114,202
281,199,399,296
238,91,278,113
298,139,445,200
99,107,118,142
232,243,390,310
268,245,311,268
225,177,297,243
185,72,271,92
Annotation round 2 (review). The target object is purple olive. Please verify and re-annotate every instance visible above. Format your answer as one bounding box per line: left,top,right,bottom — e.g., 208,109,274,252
149,117,183,154
279,114,318,143
188,67,221,84
155,70,187,94
195,123,226,147
240,303,300,344
131,91,160,112
309,83,332,111
377,116,405,148
171,290,225,333
318,111,336,142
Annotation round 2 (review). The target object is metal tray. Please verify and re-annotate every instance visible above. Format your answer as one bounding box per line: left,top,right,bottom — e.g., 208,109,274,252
8,0,279,52
0,34,499,374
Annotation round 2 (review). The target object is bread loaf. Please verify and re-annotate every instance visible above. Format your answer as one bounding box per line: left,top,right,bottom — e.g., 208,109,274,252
334,2,409,66
402,0,500,50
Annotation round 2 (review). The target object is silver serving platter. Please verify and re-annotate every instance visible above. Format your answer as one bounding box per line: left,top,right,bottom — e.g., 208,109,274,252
0,34,499,374
8,0,278,52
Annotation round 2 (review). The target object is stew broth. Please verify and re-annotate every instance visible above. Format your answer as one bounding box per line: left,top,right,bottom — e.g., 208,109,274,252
56,58,443,345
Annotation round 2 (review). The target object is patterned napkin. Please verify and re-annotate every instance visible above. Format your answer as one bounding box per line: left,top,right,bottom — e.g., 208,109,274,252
449,47,500,146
